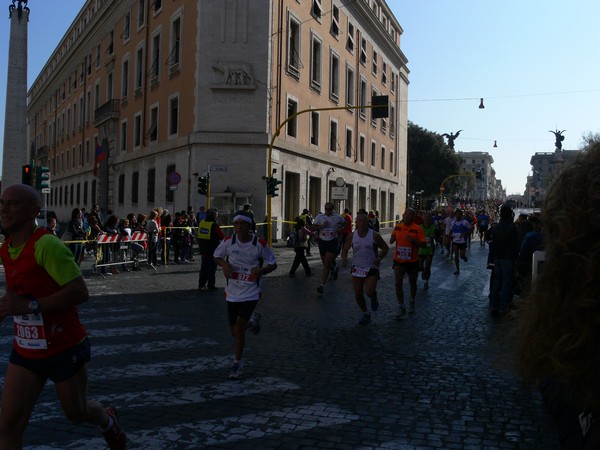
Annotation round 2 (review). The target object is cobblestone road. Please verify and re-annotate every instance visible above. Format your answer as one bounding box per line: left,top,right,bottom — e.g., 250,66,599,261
0,237,559,449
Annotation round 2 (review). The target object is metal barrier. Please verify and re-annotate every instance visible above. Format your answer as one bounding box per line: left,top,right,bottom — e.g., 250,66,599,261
93,232,151,276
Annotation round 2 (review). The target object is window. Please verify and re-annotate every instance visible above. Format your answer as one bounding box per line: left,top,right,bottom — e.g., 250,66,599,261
147,168,155,203
371,87,378,126
134,113,142,147
381,116,387,134
390,150,394,173
86,90,91,123
381,146,385,170
330,51,340,102
390,105,396,137
311,0,322,21
135,46,144,93
346,22,355,53
169,95,179,136
287,14,301,78
150,32,161,81
96,44,101,67
107,72,114,101
331,5,340,37
149,106,158,141
359,78,367,119
310,34,322,90
120,120,128,151
78,143,82,167
84,181,88,205
132,171,139,203
287,97,298,138
121,58,129,98
169,17,181,70
372,51,378,75
107,29,114,55
329,120,338,152
137,0,146,28
391,71,396,93
345,127,353,158
123,12,131,41
346,65,355,107
310,111,319,145
371,141,376,166
360,38,367,65
382,61,387,85
85,139,90,163
153,0,162,13
359,135,365,163
118,174,125,204
72,146,76,168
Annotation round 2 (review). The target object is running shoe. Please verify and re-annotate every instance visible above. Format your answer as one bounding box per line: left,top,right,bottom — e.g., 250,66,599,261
101,406,126,450
358,312,371,325
371,297,379,312
229,361,244,380
395,305,408,320
249,311,262,335
317,285,324,294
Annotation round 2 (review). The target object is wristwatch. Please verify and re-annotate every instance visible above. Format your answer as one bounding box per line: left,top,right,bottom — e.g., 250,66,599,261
28,299,40,315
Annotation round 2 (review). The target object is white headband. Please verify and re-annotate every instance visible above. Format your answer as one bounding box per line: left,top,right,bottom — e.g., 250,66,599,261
233,215,252,224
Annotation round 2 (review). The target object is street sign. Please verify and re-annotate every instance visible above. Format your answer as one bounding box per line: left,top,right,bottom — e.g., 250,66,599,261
167,171,181,185
41,188,50,194
169,184,179,191
331,187,348,200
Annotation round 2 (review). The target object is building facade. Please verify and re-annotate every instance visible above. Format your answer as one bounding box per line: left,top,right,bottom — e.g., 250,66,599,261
458,151,503,201
524,148,580,207
27,0,409,235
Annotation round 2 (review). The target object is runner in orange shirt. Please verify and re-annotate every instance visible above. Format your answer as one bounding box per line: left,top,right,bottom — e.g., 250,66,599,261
390,208,426,319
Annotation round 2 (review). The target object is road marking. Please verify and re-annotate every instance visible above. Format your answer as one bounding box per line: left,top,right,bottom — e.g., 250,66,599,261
79,313,162,324
92,337,218,356
31,403,359,449
438,270,473,290
87,325,191,337
30,376,300,422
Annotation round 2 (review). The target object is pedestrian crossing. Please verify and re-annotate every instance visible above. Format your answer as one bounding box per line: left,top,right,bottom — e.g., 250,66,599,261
14,298,360,449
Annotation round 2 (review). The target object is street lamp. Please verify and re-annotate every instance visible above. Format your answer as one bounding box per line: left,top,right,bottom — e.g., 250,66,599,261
325,167,335,201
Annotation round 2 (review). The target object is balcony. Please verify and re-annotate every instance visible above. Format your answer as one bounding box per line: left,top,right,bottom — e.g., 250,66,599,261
93,100,120,127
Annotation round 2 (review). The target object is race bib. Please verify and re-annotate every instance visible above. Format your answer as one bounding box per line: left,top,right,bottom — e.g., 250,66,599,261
230,268,257,285
453,232,464,243
397,246,412,260
14,314,47,350
351,266,369,278
320,229,335,240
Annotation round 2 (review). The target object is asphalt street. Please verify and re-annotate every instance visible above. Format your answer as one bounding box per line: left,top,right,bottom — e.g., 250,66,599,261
0,236,560,449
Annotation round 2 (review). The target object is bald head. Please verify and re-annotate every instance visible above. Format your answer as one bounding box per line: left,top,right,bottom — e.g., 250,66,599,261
4,184,43,209
0,184,42,235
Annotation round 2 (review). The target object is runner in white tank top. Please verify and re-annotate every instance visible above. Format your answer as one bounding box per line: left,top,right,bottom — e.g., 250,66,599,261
341,212,389,325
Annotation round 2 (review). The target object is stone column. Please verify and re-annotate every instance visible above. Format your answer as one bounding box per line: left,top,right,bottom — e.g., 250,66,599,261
2,1,29,191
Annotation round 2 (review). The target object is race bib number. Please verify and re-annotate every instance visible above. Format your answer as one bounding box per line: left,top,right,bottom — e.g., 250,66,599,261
397,246,412,260
320,229,335,240
351,266,369,278
230,269,257,285
13,314,47,350
453,232,464,243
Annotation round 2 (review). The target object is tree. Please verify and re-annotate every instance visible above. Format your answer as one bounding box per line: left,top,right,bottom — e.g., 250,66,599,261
407,121,463,197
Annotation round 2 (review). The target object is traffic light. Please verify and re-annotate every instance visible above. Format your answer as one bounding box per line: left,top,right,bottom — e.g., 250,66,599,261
36,166,51,191
266,176,283,197
197,174,209,195
21,164,34,186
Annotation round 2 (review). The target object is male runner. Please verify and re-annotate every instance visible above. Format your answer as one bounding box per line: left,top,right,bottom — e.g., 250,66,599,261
452,208,472,275
0,184,125,449
311,202,346,294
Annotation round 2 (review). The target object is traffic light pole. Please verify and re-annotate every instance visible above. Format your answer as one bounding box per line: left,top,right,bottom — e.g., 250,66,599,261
266,101,388,246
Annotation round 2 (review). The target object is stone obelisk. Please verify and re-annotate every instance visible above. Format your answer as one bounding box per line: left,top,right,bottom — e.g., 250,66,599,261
2,1,29,192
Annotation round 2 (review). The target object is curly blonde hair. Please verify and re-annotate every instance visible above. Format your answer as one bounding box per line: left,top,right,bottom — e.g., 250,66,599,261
518,143,600,408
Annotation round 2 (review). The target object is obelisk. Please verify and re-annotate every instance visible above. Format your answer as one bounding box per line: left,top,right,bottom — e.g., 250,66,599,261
2,1,29,191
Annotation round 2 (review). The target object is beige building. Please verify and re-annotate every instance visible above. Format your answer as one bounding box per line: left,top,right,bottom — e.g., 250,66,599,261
27,0,409,235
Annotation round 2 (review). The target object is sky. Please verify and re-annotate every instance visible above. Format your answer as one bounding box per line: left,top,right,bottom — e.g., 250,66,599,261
1,1,599,195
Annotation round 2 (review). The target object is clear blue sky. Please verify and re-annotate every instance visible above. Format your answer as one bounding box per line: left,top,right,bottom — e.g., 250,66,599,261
1,1,599,195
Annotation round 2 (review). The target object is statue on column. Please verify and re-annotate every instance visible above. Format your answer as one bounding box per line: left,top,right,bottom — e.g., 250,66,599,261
549,129,566,151
8,0,29,20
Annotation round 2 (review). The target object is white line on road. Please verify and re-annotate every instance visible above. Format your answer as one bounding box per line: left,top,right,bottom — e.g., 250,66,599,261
31,403,359,449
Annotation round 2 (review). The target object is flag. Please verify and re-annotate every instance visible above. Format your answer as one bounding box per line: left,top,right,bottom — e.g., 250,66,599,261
94,140,107,176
